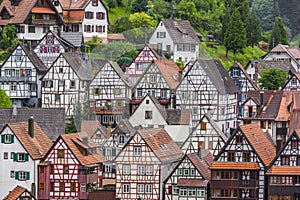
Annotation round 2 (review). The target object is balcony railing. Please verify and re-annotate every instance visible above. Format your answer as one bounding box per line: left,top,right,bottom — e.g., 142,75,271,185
0,76,35,83
268,185,300,195
210,180,258,189
94,106,126,115
132,97,170,105
276,127,288,135
210,198,258,200
32,19,56,25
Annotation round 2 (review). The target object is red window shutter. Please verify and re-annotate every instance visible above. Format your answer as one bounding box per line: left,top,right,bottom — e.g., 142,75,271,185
40,46,43,53
45,36,48,44
168,185,172,194
52,35,54,44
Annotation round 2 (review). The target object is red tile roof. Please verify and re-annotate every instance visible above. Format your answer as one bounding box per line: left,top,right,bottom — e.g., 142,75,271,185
187,150,213,181
3,185,36,200
271,44,289,52
178,178,208,187
138,128,183,163
287,47,300,59
155,60,181,89
8,121,52,160
210,162,260,170
240,124,276,166
266,166,300,175
31,7,55,14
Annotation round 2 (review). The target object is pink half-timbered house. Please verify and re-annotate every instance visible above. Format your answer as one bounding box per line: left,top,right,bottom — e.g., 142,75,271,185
127,44,165,84
38,133,105,199
114,128,183,200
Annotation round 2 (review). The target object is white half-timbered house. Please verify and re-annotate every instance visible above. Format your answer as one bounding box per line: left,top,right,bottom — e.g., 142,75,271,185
101,119,136,190
181,113,228,157
80,120,108,145
176,59,239,134
127,44,165,84
0,118,52,199
228,62,258,117
41,52,92,117
88,61,133,127
53,0,109,42
132,60,181,110
3,185,37,200
38,133,105,199
210,124,276,200
114,128,183,200
164,150,213,200
282,73,300,91
148,19,200,63
33,30,74,68
0,43,47,108
266,130,300,199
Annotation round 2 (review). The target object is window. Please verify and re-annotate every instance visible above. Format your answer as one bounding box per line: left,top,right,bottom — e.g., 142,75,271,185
50,182,54,191
50,165,54,174
180,188,187,196
10,170,15,178
70,81,76,89
94,88,101,95
227,152,235,161
291,140,298,150
96,25,105,32
63,165,69,174
19,26,25,33
181,92,187,99
145,184,152,194
43,80,53,88
15,153,28,162
3,152,8,159
55,94,60,101
2,134,14,144
28,26,35,33
71,183,76,192
57,149,65,158
243,152,251,162
236,135,243,144
138,184,144,193
119,135,125,144
18,171,29,181
96,12,105,19
189,188,196,196
59,67,63,73
40,182,44,190
200,122,206,130
114,88,121,95
40,166,44,173
233,68,239,77
92,0,98,6
58,80,64,87
43,14,50,20
178,168,183,175
260,121,266,129
137,89,143,97
84,25,93,32
292,78,297,85
281,156,290,165
156,32,166,38
10,85,17,91
123,184,130,193
184,169,189,176
59,182,65,191
134,146,141,156
106,148,111,156
11,152,14,159
192,107,198,115
15,49,22,61
161,90,167,98
146,165,153,175
123,165,131,174
85,12,94,19
145,111,153,119
150,75,157,83
197,188,205,197
138,165,145,175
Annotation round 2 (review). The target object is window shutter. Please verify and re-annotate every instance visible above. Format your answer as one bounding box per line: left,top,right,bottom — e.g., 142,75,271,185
26,171,30,180
25,153,29,162
11,135,14,143
112,165,116,173
238,81,242,89
13,153,18,162
15,171,19,180
230,69,233,76
113,88,115,94
98,88,101,94
238,68,241,76
168,185,172,194
102,147,106,156
1,135,4,143
119,88,121,95
238,93,242,101
112,148,116,156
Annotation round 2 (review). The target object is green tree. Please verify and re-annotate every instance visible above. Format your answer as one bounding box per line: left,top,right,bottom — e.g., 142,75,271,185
116,56,132,70
0,25,18,50
148,0,171,20
129,12,157,28
112,16,133,33
0,89,12,108
132,0,148,13
245,10,262,48
175,0,197,20
269,17,289,49
224,8,247,59
259,68,288,90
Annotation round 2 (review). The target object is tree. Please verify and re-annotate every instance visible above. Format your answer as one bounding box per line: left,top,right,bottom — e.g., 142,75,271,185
245,10,262,48
129,12,157,28
224,8,247,59
148,0,171,20
258,68,288,90
0,25,18,50
269,17,289,49
0,89,12,108
175,0,197,20
132,0,148,13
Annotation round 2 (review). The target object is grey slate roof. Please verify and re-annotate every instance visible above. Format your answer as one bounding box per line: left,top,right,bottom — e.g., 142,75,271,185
60,32,83,48
20,43,47,73
111,119,136,136
246,60,295,74
161,19,200,44
0,108,65,141
197,59,239,94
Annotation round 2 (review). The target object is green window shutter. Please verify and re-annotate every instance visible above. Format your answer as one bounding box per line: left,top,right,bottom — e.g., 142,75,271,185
113,88,115,94
91,89,94,95
26,171,30,180
1,135,4,143
98,88,101,94
13,153,18,162
25,153,29,162
119,88,122,94
15,171,19,180
11,135,14,143
112,148,116,156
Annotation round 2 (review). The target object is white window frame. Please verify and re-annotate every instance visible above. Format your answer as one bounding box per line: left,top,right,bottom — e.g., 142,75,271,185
18,153,25,162
138,165,145,175
150,75,157,83
146,165,153,175
137,184,144,194
123,184,130,193
145,184,152,194
122,165,131,175
134,146,141,156
4,134,12,143
19,171,27,181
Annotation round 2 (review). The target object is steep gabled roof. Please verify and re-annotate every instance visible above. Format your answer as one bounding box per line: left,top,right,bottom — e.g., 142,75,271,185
270,44,289,52
60,32,84,48
246,60,295,74
79,120,107,139
155,60,181,89
111,118,136,137
6,121,53,160
187,150,213,180
166,109,191,125
3,185,36,200
160,19,200,44
138,128,183,163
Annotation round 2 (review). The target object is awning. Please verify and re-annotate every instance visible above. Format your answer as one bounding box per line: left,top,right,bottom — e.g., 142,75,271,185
31,7,55,14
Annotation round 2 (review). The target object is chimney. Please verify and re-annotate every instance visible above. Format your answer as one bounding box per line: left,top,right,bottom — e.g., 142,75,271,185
260,91,264,106
170,91,176,109
178,70,182,83
28,116,34,138
82,136,89,147
12,103,17,116
198,141,204,158
253,61,259,85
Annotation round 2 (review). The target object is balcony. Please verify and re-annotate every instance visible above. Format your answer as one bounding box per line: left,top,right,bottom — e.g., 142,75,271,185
210,180,258,189
32,19,56,25
268,185,300,195
132,97,170,105
210,198,258,200
94,106,126,115
0,76,35,83
276,127,288,135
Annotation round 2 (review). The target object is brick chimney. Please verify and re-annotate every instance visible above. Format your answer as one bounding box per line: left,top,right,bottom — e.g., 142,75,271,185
28,116,34,138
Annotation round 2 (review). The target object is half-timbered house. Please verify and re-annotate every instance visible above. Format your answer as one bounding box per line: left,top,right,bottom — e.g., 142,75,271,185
228,62,258,117
266,130,300,199
114,128,183,200
0,0,63,44
38,133,105,199
0,43,47,108
41,52,92,117
181,113,228,157
132,60,181,110
88,61,133,127
127,44,165,84
175,59,239,134
0,118,52,199
101,119,136,190
164,150,213,200
148,19,200,63
33,30,74,68
53,0,109,42
282,73,300,91
80,120,107,145
3,185,37,200
210,124,276,200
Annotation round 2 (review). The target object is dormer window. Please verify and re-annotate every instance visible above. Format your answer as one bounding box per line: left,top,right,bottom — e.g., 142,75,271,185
233,68,239,77
156,32,166,38
292,78,297,85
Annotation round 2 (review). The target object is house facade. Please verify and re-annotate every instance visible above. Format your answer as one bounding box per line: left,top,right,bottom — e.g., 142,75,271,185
3,185,37,200
176,59,239,134
0,0,63,44
88,61,132,127
210,124,276,200
0,43,47,108
41,52,92,117
282,73,300,91
148,19,200,63
114,128,183,200
0,119,52,199
38,133,105,199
